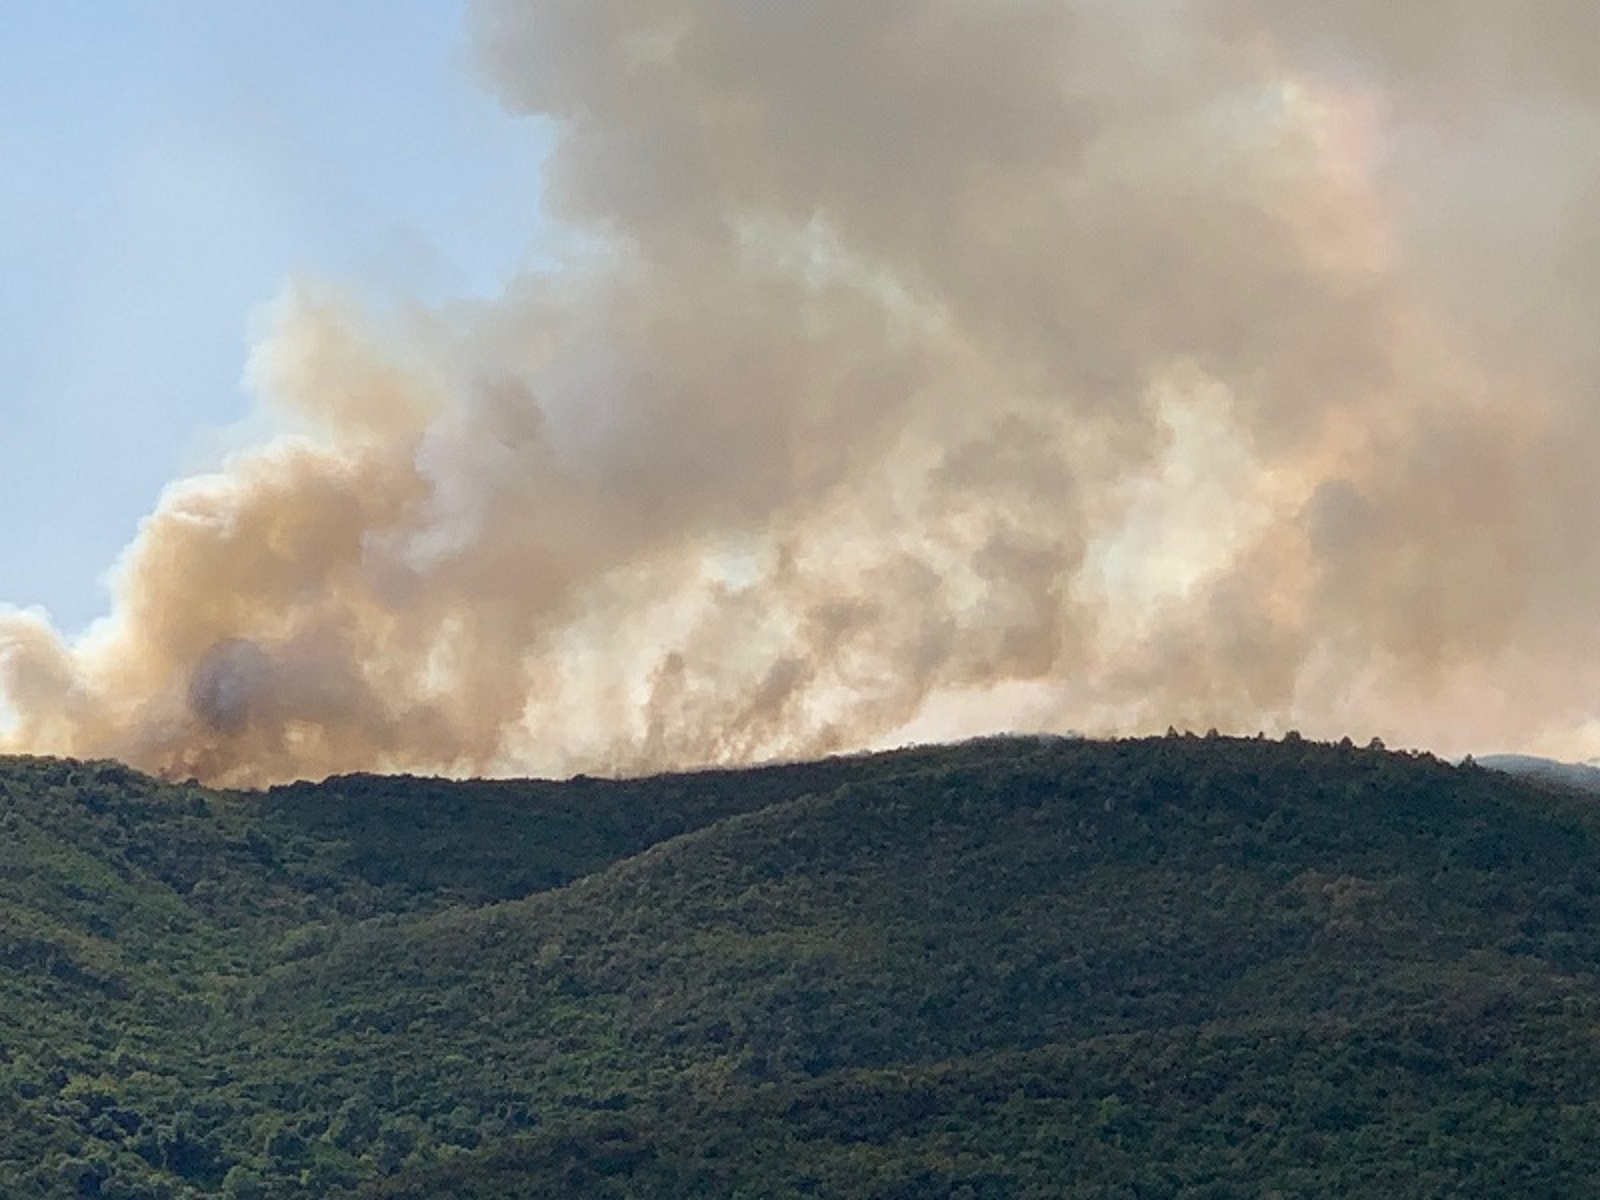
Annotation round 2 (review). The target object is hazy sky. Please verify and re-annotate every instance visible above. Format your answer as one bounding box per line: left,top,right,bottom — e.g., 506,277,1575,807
1,1,551,633
6,2,1600,783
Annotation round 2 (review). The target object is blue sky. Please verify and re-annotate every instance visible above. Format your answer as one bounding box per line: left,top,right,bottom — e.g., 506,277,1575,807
0,1,552,634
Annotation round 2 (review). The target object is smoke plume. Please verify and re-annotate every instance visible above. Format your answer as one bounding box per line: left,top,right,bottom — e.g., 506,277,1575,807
6,1,1600,783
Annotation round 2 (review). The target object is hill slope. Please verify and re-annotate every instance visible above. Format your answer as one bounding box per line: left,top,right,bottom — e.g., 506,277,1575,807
4,736,1600,1196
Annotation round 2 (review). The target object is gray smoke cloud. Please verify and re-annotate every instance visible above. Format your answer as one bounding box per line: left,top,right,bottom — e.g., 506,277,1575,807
4,0,1599,783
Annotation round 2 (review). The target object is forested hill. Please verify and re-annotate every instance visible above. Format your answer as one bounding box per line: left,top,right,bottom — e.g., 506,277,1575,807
5,735,1600,1197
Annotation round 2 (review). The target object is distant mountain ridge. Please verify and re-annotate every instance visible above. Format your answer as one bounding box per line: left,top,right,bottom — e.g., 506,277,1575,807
4,735,1600,1196
1476,753,1600,793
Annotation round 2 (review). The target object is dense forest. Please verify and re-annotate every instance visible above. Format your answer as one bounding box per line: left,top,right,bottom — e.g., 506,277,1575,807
4,734,1600,1196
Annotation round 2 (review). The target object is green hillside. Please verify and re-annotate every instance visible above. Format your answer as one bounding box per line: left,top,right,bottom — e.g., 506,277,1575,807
4,736,1600,1196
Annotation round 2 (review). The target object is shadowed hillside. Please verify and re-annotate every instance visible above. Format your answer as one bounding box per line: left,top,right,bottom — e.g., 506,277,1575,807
4,735,1600,1196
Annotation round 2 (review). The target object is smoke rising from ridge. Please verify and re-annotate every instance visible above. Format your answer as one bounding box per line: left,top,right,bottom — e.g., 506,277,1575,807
5,1,1600,783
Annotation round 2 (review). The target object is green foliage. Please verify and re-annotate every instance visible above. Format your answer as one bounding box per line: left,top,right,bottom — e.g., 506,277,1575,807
4,736,1600,1195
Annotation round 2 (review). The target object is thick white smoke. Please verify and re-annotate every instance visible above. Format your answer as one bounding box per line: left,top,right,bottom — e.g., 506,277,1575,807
4,1,1599,783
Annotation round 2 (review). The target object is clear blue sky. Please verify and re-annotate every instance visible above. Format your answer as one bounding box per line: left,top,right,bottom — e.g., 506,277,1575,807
0,1,552,634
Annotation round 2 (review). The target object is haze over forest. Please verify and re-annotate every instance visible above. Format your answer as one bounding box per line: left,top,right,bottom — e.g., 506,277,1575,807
6,2,1600,785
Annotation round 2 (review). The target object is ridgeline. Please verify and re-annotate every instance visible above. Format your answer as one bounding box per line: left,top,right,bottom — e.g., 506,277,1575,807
4,734,1600,1197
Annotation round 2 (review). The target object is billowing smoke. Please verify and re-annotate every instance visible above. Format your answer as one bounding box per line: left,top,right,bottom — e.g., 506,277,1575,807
5,1,1600,784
